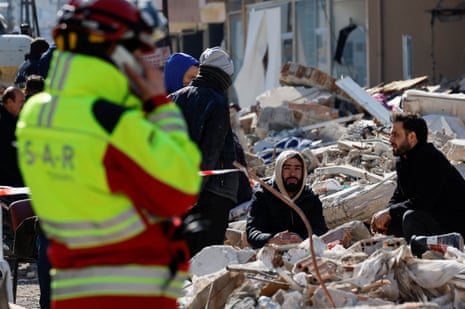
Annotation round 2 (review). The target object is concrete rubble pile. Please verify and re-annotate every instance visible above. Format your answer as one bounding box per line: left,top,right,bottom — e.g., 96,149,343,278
180,62,465,308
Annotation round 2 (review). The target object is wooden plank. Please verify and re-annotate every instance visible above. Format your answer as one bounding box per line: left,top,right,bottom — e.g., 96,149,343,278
366,76,429,95
381,75,428,94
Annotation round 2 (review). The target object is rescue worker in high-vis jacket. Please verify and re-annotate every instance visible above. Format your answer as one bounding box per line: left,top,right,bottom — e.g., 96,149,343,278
15,1,201,308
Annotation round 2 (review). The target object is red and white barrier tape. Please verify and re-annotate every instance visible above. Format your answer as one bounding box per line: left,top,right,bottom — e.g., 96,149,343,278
199,169,241,176
0,187,31,196
0,169,243,196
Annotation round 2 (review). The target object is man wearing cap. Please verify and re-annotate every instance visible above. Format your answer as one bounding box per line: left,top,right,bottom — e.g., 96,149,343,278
171,46,242,256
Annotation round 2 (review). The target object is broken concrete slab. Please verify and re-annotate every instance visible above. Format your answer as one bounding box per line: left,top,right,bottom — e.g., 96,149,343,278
336,77,391,126
255,106,304,138
190,245,255,277
403,89,465,123
320,176,396,229
423,114,465,139
314,165,385,183
254,104,347,140
182,269,245,309
300,113,365,132
256,86,334,108
442,139,465,162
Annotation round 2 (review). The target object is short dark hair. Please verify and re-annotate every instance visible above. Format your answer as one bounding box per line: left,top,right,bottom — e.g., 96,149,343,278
30,37,49,58
391,112,428,143
25,74,45,95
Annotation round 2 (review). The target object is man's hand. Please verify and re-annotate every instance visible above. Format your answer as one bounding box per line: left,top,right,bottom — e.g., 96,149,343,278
267,231,303,246
124,55,167,103
370,208,391,235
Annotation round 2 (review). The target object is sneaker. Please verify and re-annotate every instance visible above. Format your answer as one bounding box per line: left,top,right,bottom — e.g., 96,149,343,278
410,232,464,258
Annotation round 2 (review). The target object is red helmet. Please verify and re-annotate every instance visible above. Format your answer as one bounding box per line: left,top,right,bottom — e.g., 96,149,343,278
53,0,166,52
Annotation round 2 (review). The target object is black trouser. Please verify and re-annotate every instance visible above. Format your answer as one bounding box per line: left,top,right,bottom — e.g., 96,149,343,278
37,234,51,309
184,191,234,257
387,209,446,242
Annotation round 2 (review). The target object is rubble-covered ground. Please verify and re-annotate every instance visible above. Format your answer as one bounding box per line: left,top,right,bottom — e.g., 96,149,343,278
10,263,40,309
180,64,465,308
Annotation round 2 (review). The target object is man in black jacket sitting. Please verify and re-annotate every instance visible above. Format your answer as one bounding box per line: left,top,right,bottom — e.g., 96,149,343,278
371,112,465,242
246,150,328,249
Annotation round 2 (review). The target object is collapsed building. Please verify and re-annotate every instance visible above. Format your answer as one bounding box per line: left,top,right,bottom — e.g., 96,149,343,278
180,62,465,308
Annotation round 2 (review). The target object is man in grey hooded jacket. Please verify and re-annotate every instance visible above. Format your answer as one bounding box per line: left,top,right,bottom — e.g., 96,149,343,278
246,150,328,249
171,47,243,256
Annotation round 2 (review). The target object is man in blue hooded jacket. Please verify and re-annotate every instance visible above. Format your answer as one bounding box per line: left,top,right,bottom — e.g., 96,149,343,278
163,52,199,94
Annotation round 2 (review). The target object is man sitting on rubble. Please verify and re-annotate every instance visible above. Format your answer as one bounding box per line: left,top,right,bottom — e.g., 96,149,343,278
246,150,328,249
371,112,465,243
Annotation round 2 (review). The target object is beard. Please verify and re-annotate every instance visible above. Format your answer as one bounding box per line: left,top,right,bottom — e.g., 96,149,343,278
284,177,303,193
392,139,412,156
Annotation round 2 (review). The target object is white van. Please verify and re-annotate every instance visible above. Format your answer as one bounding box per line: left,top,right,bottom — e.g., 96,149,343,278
0,34,32,88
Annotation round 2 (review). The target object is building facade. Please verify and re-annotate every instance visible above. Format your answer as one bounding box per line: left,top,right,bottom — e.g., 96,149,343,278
160,0,465,106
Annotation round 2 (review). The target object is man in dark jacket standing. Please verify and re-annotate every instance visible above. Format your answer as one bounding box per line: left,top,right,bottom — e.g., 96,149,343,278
14,37,49,87
371,112,465,241
246,150,328,249
0,86,26,261
0,86,26,188
171,47,240,256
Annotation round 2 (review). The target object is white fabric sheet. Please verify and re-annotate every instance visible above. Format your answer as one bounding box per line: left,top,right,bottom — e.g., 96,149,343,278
234,7,282,108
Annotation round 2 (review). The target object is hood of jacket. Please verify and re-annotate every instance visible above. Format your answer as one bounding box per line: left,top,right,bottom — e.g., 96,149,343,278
273,150,307,201
163,53,199,94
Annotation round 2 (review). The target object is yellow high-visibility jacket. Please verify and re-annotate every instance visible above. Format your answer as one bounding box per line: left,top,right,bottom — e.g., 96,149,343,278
16,51,201,302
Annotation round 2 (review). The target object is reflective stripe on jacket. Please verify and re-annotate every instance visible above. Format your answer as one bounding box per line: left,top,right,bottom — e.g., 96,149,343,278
52,265,188,300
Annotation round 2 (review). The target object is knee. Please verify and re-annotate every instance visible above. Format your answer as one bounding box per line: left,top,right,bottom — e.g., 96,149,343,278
401,209,420,240
402,209,417,223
